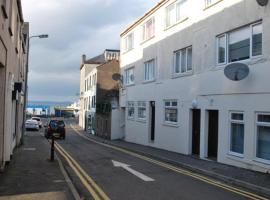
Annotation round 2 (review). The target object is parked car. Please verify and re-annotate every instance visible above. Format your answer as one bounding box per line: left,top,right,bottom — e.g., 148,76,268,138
31,117,43,128
25,119,39,131
44,120,66,139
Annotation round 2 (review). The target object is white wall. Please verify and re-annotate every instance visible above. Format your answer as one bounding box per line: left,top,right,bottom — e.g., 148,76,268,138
111,109,125,140
120,0,270,172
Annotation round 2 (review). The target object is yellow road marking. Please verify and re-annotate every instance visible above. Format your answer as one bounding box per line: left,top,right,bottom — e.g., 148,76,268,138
70,125,268,200
54,142,110,200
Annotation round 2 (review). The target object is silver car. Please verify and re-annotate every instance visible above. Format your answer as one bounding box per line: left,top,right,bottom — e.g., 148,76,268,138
25,119,39,131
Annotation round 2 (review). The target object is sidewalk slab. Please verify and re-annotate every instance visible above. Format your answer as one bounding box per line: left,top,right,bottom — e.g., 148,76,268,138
0,131,74,200
74,125,270,198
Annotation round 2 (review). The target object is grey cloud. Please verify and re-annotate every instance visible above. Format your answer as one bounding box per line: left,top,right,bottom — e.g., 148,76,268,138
21,0,160,101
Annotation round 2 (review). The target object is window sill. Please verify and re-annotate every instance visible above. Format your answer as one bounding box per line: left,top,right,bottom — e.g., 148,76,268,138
122,48,134,55
253,158,270,166
137,119,147,123
140,36,155,45
164,17,189,32
125,83,135,87
142,79,156,84
171,71,193,79
127,117,135,121
162,122,179,128
203,0,223,11
227,152,244,159
214,55,265,70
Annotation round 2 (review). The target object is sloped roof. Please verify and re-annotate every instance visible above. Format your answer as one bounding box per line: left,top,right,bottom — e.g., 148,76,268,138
85,54,106,64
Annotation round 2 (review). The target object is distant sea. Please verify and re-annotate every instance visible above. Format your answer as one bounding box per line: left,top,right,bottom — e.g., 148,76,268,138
28,101,72,107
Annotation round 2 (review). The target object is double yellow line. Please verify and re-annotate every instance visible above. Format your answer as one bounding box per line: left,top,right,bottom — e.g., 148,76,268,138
54,142,110,200
71,125,268,200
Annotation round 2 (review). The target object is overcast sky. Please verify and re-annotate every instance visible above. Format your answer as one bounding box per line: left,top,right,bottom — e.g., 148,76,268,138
21,0,159,102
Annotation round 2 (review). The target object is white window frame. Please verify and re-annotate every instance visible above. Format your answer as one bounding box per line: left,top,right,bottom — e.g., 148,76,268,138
142,17,155,42
255,113,270,164
144,59,155,82
137,101,146,121
127,101,135,120
229,112,244,157
164,100,178,125
216,22,262,66
124,33,134,52
165,0,188,29
173,46,192,75
124,67,135,86
205,0,222,8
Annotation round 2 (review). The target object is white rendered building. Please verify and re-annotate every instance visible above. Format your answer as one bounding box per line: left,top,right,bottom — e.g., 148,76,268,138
120,0,270,172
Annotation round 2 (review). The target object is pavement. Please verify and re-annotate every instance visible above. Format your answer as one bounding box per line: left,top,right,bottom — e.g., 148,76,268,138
0,130,76,200
72,124,270,198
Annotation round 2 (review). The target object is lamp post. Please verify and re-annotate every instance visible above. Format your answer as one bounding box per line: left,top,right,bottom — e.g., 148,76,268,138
21,34,48,145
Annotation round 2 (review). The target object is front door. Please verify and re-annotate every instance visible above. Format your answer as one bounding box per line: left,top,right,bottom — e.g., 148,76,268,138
192,109,201,155
150,101,155,141
208,110,219,159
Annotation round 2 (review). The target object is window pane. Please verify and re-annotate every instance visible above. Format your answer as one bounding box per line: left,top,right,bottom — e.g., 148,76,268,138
166,4,175,27
252,23,262,57
172,101,177,107
187,47,192,71
257,126,270,160
138,108,146,119
231,113,243,121
165,108,178,122
144,60,155,81
165,102,170,107
231,123,244,154
181,50,187,73
175,51,180,73
258,114,270,123
218,36,226,63
229,27,250,62
176,0,188,22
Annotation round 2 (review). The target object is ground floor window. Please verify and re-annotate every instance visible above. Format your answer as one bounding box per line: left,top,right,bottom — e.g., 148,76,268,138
164,100,178,124
230,112,244,155
256,114,270,161
138,101,146,120
127,101,135,119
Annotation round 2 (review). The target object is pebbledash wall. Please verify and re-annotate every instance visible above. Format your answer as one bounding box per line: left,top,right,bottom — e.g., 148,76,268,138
0,0,29,170
120,0,270,173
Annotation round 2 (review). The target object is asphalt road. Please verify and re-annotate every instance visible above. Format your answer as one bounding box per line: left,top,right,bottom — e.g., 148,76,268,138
52,120,255,200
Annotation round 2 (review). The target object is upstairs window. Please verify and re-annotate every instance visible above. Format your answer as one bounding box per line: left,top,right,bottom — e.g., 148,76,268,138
174,46,192,74
142,18,155,42
165,0,188,28
217,22,262,65
124,33,134,52
144,59,155,81
124,67,135,85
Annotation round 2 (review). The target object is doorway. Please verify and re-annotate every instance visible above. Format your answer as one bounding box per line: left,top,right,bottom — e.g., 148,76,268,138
150,101,155,141
208,110,219,159
192,109,201,155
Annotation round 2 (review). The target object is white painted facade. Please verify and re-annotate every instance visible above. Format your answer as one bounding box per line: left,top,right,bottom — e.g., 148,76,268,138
120,0,270,172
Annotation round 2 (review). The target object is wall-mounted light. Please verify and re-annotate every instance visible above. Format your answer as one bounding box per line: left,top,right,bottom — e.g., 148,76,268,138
256,0,268,6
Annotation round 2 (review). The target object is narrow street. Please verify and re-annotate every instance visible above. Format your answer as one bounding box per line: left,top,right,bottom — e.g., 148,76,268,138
54,120,263,200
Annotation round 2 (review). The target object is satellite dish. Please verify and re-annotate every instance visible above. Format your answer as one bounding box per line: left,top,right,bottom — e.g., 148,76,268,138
224,63,249,81
257,0,268,6
112,73,122,81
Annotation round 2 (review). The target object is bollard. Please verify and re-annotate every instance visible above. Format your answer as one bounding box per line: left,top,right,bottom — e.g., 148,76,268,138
50,135,55,161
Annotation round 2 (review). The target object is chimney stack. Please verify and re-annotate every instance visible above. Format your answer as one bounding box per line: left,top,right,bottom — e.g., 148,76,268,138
81,54,86,65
